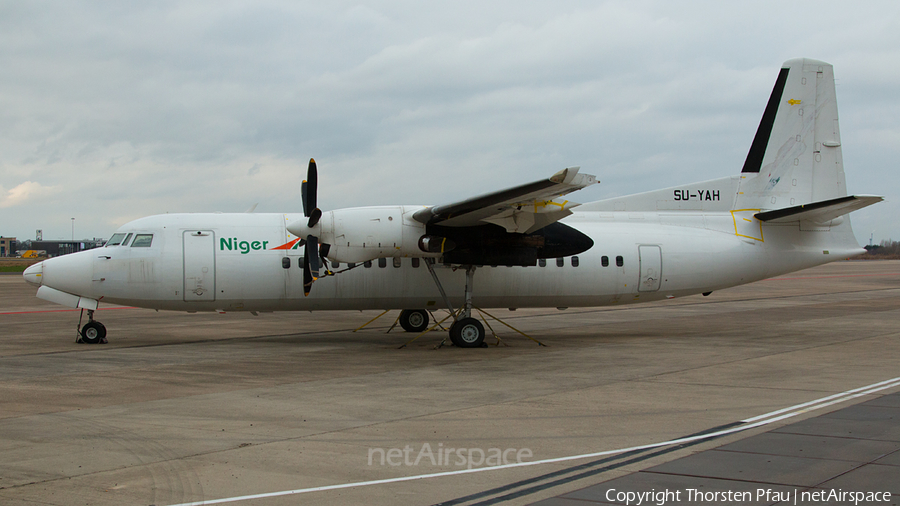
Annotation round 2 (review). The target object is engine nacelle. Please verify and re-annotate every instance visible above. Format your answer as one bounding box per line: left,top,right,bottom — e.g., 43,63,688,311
287,205,438,264
417,235,456,254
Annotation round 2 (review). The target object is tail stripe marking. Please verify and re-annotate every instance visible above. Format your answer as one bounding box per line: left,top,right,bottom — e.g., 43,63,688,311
742,67,790,174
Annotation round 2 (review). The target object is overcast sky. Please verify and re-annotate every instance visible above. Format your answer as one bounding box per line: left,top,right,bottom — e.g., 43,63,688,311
1,0,898,245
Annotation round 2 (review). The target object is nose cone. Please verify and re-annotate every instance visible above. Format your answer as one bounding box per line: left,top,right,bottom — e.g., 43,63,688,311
37,250,96,296
286,219,313,239
23,261,43,286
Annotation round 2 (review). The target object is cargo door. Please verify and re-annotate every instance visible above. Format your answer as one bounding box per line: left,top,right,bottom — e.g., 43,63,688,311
183,230,215,301
638,245,661,292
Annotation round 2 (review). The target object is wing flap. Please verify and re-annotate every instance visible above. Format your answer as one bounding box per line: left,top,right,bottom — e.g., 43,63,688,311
755,195,883,223
413,167,598,231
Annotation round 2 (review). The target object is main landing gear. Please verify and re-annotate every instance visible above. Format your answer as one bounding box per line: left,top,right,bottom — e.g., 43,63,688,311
424,260,486,348
449,317,485,348
77,309,107,344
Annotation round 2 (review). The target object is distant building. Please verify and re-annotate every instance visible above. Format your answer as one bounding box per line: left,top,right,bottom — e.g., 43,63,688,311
16,238,105,257
0,237,16,257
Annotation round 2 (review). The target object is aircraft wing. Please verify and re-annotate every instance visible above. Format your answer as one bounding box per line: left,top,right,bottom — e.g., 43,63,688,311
755,195,883,223
412,167,598,233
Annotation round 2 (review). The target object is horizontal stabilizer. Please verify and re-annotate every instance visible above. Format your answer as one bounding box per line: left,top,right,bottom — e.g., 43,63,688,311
755,195,883,223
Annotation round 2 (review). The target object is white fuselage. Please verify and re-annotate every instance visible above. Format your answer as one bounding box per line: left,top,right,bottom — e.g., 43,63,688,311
32,209,861,314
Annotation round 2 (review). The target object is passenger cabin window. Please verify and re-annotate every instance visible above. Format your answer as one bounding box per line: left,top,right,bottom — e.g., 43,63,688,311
378,258,387,268
556,258,564,267
332,261,340,269
538,259,546,267
393,257,401,268
616,255,624,267
348,262,356,268
364,261,372,268
131,234,154,247
601,256,609,267
411,258,420,268
106,233,127,246
571,256,579,267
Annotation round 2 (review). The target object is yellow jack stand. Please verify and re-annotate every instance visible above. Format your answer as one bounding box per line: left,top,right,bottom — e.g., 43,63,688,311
399,309,459,349
352,309,392,333
399,307,546,349
475,308,547,347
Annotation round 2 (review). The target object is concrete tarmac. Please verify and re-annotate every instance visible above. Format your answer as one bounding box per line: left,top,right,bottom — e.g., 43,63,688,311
1,261,899,505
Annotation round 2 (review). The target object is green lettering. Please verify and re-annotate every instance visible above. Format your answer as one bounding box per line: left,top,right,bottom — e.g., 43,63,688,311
221,238,273,253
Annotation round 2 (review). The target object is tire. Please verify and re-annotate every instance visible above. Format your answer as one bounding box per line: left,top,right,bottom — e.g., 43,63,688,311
399,309,430,333
449,317,485,348
81,321,107,344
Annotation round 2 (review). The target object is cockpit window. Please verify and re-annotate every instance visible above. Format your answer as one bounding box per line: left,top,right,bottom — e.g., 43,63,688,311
131,234,154,247
106,233,127,246
121,233,133,246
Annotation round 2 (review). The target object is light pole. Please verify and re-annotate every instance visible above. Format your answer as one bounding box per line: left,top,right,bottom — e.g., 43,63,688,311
71,218,75,253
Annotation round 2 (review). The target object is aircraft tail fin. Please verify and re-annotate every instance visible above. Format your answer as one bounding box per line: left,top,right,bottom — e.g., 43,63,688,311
736,58,848,209
578,58,881,225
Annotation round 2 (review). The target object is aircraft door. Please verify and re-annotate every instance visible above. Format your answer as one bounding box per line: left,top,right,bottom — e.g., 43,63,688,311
638,245,662,292
183,230,216,302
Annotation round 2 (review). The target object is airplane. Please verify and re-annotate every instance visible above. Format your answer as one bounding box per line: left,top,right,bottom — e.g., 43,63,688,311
23,58,882,348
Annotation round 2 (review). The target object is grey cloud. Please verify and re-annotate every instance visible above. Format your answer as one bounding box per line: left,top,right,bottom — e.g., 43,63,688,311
1,1,898,242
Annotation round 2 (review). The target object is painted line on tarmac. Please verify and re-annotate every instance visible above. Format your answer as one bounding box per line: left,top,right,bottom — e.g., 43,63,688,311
166,376,900,506
742,376,900,423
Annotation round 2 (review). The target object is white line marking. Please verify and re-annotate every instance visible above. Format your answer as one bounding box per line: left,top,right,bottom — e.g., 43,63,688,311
167,377,900,506
742,376,900,423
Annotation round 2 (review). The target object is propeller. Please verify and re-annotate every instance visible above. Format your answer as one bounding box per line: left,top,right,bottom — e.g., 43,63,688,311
300,158,330,296
301,159,318,220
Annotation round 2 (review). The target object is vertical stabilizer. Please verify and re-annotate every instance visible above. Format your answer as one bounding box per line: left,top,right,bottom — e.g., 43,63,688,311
736,59,846,210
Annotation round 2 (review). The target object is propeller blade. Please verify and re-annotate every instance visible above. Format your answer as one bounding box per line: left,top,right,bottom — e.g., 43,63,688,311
308,207,322,228
301,181,309,217
306,158,317,215
303,254,313,297
306,235,320,279
319,243,332,275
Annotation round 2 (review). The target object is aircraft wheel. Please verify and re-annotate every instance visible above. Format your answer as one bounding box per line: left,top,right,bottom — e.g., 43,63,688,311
450,317,485,348
80,321,107,344
399,309,429,333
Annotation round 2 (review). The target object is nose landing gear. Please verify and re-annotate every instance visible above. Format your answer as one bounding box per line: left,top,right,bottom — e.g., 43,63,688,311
77,309,107,344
